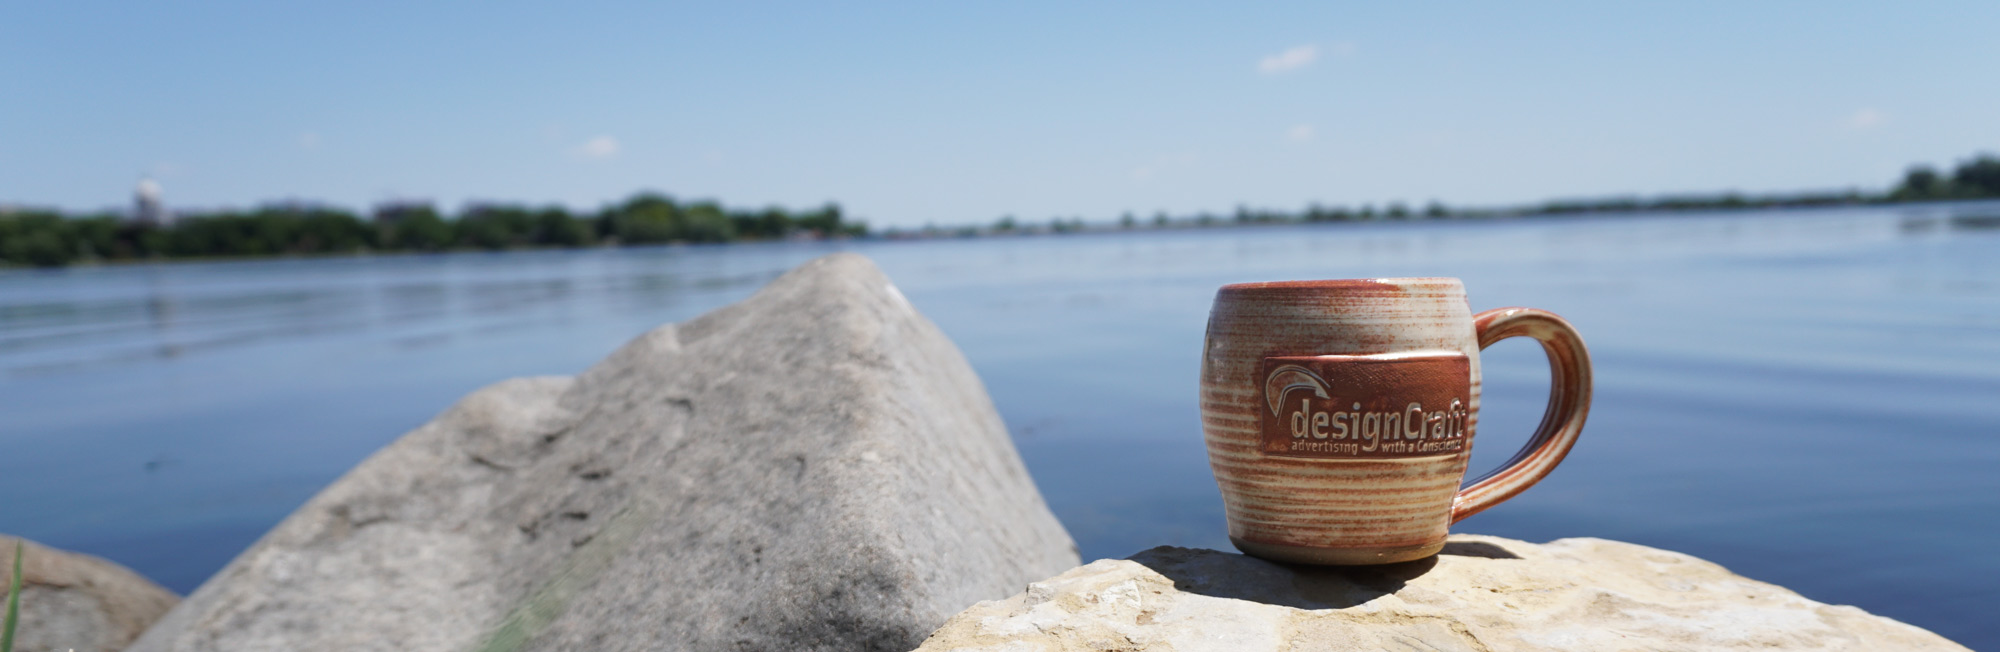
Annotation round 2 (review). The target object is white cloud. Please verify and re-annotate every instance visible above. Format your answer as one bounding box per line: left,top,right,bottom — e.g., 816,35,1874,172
1286,124,1316,142
574,135,620,159
297,132,321,150
1845,108,1887,130
1258,45,1319,74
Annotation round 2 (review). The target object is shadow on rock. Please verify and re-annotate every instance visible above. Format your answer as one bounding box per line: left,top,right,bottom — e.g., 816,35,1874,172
1439,539,1521,560
1127,540,1521,610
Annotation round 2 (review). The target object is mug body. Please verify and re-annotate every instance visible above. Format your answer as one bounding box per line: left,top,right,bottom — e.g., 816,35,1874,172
1201,278,1480,564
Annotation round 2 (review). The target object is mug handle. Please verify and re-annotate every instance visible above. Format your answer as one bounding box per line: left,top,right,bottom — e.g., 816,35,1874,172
1450,307,1593,523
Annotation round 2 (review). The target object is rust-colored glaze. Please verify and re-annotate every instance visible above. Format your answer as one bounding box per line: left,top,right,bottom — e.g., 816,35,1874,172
1452,307,1593,523
1201,278,1591,565
1256,354,1471,459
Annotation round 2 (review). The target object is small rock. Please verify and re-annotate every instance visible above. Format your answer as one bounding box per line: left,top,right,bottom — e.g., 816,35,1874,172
916,535,1969,652
127,253,1078,652
0,534,178,652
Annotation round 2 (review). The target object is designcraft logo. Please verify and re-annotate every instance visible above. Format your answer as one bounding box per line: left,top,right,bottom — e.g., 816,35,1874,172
1256,355,1472,458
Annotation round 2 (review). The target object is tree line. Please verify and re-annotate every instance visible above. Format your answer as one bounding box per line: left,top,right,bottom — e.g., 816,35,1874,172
0,193,863,268
1522,152,2000,217
939,152,1999,237
7,152,1999,267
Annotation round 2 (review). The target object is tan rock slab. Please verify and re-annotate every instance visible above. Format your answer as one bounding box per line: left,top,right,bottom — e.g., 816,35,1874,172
0,534,179,652
916,535,1968,652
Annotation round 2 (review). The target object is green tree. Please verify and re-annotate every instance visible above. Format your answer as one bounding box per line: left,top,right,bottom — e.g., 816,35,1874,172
1951,155,2000,197
456,204,535,250
611,193,682,244
680,201,736,243
162,212,247,257
533,207,592,246
1893,165,1943,200
169,212,276,256
0,211,76,267
728,210,759,240
293,208,371,253
756,208,794,239
796,203,854,237
387,206,452,251
227,207,315,254
69,214,123,260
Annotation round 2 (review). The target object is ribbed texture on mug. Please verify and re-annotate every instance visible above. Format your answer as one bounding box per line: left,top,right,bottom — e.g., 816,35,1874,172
1201,278,1480,551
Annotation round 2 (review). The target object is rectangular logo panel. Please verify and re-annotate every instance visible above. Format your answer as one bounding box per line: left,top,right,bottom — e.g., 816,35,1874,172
1258,353,1472,459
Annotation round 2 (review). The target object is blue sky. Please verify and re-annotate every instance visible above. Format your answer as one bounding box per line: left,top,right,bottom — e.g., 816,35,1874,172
4,1,1996,227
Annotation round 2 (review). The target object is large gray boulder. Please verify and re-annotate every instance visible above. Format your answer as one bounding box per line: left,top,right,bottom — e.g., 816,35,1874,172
915,535,1967,651
0,534,178,652
128,253,1078,652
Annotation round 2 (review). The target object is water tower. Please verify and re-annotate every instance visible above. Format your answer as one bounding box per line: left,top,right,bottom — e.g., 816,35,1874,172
135,178,170,226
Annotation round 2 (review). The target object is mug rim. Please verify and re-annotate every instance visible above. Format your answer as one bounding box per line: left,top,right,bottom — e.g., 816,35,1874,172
1218,277,1462,293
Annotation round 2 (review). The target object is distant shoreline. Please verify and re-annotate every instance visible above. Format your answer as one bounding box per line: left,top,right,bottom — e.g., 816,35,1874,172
879,195,1988,240
7,197,1998,272
4,151,1997,268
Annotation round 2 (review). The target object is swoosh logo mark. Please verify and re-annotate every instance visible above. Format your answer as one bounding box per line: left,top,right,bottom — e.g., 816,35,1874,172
1264,364,1331,415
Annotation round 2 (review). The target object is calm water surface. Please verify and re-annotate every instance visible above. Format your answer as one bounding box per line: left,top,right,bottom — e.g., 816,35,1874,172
3,205,1996,647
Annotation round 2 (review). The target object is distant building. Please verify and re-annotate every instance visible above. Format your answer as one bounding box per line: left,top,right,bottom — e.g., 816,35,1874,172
134,178,171,226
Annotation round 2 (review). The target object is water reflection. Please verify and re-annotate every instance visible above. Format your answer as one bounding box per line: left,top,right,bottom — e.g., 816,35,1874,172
380,284,449,323
0,251,800,376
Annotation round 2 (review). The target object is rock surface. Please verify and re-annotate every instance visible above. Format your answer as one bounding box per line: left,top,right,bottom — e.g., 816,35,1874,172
127,253,1079,652
916,535,1968,652
0,534,178,652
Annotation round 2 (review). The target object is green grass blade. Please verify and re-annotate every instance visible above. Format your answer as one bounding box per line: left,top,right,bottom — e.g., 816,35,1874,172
2,540,21,652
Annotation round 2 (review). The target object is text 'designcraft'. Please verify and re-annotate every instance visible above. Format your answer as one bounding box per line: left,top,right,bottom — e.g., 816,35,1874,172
1258,353,1471,459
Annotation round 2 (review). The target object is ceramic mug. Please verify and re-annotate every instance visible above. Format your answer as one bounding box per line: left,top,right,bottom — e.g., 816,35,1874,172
1200,277,1590,565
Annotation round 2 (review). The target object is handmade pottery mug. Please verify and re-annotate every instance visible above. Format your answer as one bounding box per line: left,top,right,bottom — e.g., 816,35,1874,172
1200,277,1591,565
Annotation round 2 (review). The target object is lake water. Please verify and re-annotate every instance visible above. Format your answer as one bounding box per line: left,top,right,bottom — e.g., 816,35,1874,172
3,204,1996,647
